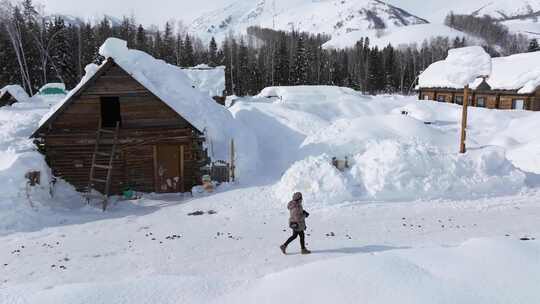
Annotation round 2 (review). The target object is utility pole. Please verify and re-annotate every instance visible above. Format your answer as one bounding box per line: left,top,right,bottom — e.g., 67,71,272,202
460,85,470,154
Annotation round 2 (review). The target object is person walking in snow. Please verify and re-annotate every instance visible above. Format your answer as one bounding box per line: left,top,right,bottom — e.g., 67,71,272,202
280,192,311,255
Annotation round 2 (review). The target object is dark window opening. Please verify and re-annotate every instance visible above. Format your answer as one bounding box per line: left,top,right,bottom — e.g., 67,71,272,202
437,95,446,102
455,96,463,105
477,97,486,108
100,97,121,128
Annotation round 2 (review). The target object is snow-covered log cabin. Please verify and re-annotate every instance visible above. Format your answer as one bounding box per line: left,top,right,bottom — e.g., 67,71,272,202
31,38,235,196
417,51,540,111
0,85,30,107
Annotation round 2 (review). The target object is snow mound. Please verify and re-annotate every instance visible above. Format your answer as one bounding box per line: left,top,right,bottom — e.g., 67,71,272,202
181,66,225,98
275,140,528,204
274,155,357,206
0,85,30,103
391,103,436,122
418,46,492,89
258,85,362,101
353,140,526,201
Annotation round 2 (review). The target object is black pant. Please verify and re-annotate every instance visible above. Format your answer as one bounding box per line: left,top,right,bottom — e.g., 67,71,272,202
284,230,306,249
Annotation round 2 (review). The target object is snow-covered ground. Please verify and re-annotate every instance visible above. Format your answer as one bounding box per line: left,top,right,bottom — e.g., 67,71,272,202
1,86,539,303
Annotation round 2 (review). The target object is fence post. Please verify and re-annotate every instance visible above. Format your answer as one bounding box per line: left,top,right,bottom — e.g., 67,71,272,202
460,85,470,154
230,139,236,182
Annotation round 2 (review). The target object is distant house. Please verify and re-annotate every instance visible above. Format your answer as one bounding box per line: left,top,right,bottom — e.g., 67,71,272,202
39,83,67,96
417,51,540,111
0,85,30,107
31,39,231,196
181,65,226,105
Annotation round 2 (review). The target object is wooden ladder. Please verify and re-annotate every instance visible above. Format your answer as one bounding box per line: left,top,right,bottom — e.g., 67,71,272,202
85,121,120,211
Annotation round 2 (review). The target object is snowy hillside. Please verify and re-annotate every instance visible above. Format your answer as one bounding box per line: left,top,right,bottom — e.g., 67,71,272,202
189,0,428,42
324,23,477,48
1,85,540,303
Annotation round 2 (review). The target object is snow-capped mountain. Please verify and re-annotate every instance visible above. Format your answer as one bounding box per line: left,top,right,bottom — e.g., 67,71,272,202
466,0,540,20
189,0,428,42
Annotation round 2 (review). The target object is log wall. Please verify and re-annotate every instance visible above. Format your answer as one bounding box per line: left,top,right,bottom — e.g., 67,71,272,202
39,60,208,195
418,88,539,111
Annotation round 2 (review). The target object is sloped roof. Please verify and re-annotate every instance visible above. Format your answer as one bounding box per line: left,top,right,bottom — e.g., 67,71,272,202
0,85,30,102
418,49,540,94
181,65,225,97
34,38,236,151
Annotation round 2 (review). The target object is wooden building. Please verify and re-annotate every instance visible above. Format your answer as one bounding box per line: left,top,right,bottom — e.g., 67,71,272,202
32,58,211,195
417,51,540,111
0,85,30,107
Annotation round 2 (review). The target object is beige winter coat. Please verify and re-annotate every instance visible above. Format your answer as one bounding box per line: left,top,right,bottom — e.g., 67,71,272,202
288,199,306,231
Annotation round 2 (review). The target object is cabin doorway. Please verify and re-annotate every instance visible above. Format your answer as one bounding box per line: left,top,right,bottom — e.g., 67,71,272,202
154,145,185,193
100,97,122,128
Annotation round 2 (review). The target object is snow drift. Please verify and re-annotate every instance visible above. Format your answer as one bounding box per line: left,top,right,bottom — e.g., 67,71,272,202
221,238,540,304
275,140,527,204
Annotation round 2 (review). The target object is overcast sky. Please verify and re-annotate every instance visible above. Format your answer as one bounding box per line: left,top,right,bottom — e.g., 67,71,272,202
35,0,449,26
36,0,237,25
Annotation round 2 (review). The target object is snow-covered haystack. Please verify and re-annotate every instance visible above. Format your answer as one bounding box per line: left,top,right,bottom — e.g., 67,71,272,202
275,140,528,204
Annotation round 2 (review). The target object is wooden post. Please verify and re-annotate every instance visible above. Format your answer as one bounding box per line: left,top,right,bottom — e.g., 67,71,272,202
229,139,236,182
460,85,470,154
180,145,185,193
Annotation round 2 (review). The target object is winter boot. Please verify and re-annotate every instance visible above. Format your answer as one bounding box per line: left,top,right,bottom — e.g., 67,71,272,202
301,248,311,255
280,244,287,255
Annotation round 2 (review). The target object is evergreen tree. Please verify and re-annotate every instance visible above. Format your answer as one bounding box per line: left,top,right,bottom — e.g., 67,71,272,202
135,24,148,52
209,37,218,67
366,47,383,95
153,30,162,58
275,36,290,86
383,45,397,93
95,17,112,63
162,22,175,64
222,39,234,95
237,38,250,95
292,35,308,85
48,17,77,87
181,34,195,67
175,34,183,65
528,39,539,52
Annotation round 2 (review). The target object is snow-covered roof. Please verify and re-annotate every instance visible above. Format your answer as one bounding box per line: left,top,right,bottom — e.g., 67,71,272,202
418,46,491,90
38,83,66,95
34,38,236,160
418,48,540,94
181,66,225,97
0,85,30,102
